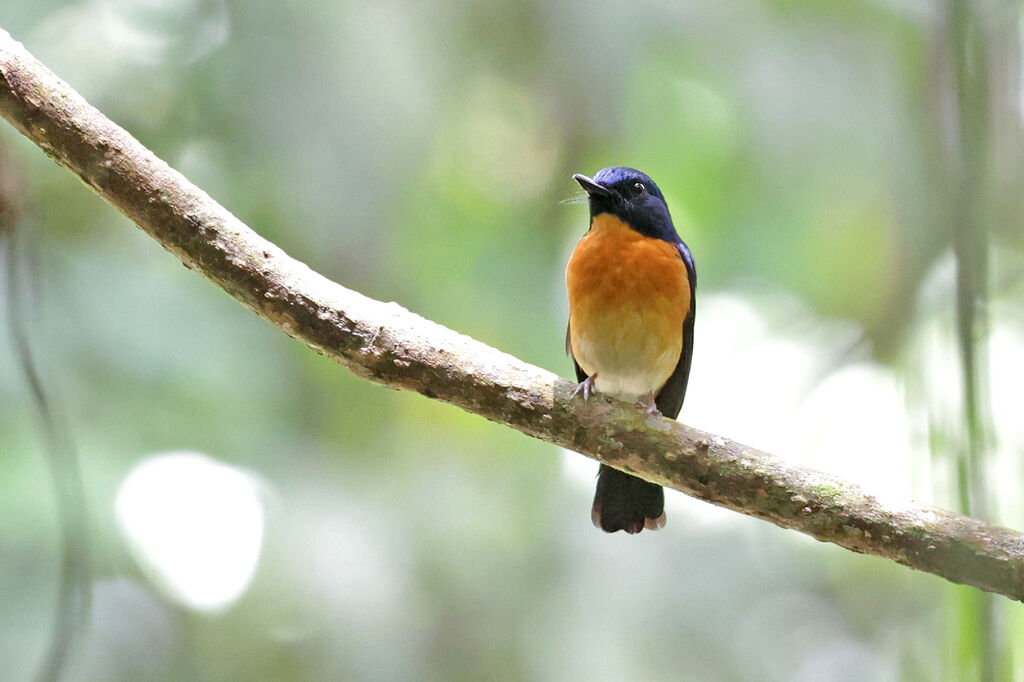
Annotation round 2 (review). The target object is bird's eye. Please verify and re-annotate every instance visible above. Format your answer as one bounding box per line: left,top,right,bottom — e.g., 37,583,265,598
632,182,647,197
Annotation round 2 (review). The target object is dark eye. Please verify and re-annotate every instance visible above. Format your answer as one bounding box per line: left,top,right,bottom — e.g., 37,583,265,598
631,181,647,197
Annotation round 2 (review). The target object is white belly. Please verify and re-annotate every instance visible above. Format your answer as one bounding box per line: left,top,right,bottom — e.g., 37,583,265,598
572,320,681,403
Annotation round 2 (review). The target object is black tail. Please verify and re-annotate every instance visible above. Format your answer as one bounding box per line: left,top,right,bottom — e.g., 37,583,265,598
591,464,665,534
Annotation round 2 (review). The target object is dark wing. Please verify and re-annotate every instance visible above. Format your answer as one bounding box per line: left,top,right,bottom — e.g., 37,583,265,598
566,323,588,383
654,240,696,419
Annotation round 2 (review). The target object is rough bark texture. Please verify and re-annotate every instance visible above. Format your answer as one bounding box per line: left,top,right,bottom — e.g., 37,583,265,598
2,27,1023,601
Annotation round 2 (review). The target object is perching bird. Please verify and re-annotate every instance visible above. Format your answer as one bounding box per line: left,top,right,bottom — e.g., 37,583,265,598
566,167,696,534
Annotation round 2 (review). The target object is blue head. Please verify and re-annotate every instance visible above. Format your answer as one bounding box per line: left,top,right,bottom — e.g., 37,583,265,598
573,167,680,243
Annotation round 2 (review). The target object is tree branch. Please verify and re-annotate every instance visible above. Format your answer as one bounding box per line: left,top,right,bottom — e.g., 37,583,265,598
2,26,1023,602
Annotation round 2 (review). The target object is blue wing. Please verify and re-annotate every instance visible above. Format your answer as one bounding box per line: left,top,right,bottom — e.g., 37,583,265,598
653,241,696,419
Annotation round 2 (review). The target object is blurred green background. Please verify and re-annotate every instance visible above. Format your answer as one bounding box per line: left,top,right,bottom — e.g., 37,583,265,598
3,0,1024,680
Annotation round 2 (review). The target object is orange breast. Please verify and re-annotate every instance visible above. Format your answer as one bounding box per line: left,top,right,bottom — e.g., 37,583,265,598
566,214,690,401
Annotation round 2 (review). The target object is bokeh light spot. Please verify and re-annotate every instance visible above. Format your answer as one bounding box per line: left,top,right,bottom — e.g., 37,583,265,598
115,451,265,613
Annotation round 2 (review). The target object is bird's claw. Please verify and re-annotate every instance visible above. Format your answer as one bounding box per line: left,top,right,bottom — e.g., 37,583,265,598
572,374,597,401
639,392,661,418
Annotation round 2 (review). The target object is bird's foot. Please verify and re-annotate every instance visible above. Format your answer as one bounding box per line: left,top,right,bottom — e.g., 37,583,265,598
639,392,661,418
572,374,597,401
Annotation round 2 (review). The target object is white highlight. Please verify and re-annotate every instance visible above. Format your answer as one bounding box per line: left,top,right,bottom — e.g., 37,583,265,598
115,451,265,612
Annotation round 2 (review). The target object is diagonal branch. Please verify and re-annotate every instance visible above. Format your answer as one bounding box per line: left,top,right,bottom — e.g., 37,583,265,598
2,26,1023,602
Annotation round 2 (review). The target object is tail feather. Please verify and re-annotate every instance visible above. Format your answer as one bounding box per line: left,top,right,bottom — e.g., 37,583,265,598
591,464,665,534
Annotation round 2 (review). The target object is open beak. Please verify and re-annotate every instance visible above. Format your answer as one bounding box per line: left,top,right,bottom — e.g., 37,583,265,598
572,173,612,198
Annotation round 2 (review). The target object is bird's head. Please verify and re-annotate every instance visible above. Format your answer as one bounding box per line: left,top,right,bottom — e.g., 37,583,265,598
573,167,679,242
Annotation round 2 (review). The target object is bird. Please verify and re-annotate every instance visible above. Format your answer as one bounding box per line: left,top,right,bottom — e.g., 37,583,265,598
565,167,696,534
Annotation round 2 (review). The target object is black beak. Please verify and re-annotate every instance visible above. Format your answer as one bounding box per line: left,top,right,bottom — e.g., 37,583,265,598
573,173,612,198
